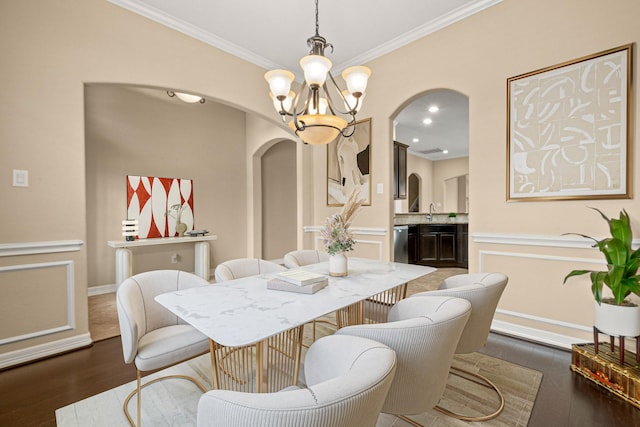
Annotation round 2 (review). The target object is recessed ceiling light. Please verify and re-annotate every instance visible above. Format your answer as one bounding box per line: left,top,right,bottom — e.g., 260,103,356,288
442,149,449,154
428,105,439,113
412,138,419,143
423,118,432,125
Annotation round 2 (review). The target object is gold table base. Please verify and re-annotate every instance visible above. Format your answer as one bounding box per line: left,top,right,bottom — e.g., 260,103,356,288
210,326,304,393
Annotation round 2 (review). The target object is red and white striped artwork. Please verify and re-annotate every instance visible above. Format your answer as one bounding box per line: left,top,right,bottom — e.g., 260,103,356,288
126,175,194,239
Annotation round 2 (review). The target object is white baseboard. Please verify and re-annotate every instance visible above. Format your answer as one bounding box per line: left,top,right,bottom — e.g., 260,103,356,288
90,268,218,291
491,319,586,350
0,333,92,370
88,284,117,296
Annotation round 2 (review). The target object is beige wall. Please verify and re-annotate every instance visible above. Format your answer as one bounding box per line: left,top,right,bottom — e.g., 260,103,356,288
85,85,248,287
400,155,469,214
432,157,469,212
353,0,639,346
0,0,282,364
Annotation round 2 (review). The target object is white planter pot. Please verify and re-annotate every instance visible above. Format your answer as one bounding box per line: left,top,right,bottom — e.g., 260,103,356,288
329,253,348,277
594,300,640,337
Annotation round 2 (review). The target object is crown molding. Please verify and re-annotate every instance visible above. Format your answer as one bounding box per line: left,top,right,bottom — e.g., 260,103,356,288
334,0,503,71
107,0,281,70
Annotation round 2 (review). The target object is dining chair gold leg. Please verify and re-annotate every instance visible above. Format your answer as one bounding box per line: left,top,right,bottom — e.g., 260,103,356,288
397,414,425,427
434,366,505,421
136,370,141,427
122,370,208,426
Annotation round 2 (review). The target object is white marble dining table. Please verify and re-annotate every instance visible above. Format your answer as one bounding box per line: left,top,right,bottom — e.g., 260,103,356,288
156,258,435,347
155,257,435,391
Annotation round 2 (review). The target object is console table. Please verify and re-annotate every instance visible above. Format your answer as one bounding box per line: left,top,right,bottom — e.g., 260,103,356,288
107,235,217,285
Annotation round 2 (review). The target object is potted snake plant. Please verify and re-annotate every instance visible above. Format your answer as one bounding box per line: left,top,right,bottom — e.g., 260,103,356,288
564,208,640,338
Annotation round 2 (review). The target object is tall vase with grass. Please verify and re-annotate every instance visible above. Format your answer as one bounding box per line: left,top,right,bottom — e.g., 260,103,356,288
321,190,364,277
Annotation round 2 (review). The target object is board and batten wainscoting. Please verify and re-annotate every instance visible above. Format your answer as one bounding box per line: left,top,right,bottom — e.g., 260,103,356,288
303,226,387,261
472,232,640,349
0,240,89,369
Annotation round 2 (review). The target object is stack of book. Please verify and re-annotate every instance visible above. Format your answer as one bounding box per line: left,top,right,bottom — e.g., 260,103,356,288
267,269,328,294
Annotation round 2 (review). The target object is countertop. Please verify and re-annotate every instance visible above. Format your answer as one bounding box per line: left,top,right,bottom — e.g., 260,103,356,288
394,212,468,226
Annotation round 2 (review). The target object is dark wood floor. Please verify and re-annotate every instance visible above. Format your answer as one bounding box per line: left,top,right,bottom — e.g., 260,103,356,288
1,333,639,426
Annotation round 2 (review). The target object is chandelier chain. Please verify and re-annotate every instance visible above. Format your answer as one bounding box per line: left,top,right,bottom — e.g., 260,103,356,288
314,0,319,36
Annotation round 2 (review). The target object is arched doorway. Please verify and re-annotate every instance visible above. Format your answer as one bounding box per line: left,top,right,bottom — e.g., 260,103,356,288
392,88,469,215
261,140,297,259
390,88,469,267
408,173,420,212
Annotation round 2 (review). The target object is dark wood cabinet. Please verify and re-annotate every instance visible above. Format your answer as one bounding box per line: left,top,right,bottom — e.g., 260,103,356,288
393,141,408,200
456,223,468,268
418,224,457,267
403,222,468,268
408,225,418,264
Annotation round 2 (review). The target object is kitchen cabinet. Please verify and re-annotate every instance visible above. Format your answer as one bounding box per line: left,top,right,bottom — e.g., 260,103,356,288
418,224,457,267
408,225,418,264
456,223,468,268
398,221,469,268
393,141,408,200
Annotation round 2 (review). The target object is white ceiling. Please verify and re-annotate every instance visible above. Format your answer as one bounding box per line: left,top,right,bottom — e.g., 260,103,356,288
395,89,469,160
109,0,499,159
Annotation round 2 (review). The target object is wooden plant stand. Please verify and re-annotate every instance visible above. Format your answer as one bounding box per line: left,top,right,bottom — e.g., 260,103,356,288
593,326,640,365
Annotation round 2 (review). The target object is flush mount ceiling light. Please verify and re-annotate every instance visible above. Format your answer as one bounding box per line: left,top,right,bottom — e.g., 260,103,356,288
264,0,371,145
167,90,205,104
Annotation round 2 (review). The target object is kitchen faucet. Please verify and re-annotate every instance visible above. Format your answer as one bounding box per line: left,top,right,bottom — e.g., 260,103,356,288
427,202,436,222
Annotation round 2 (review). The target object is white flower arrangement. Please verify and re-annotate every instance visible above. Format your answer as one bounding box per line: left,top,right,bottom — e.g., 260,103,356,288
320,190,365,256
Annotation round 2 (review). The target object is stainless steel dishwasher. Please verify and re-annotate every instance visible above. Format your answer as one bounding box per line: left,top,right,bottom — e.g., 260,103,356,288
394,225,408,263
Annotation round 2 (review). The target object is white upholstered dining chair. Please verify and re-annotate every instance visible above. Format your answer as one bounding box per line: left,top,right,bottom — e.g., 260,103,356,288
196,334,397,427
283,249,330,268
116,270,211,427
410,272,509,421
214,257,286,282
335,295,471,427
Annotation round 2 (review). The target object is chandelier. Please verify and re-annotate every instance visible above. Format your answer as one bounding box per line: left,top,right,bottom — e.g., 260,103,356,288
264,0,371,145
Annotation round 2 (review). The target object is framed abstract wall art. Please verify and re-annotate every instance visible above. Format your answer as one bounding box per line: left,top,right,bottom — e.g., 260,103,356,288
326,118,372,206
507,44,633,201
126,175,194,238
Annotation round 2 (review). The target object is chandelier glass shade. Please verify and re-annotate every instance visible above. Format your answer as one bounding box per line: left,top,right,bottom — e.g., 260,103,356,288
264,0,371,145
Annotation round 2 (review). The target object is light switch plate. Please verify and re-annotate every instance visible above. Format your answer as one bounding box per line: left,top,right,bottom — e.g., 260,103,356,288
12,169,28,187
376,183,383,194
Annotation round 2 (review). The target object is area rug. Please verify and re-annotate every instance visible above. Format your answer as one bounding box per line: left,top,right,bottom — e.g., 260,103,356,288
56,350,541,427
